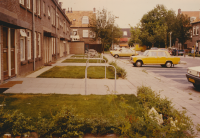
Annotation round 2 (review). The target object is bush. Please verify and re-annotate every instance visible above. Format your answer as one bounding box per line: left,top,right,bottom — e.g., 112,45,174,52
103,56,108,63
188,53,200,57
109,61,127,79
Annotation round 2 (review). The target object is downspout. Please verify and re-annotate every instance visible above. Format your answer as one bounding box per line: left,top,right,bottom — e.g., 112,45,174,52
32,0,35,70
55,6,57,60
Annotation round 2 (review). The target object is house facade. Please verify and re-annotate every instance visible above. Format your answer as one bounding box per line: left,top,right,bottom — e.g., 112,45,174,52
66,8,100,54
178,9,200,49
0,0,71,83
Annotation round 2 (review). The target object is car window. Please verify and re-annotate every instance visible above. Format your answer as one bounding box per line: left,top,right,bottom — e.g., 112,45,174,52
127,49,132,53
148,51,157,57
157,51,167,57
143,51,149,56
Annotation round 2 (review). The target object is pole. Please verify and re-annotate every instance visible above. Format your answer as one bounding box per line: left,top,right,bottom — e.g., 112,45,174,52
32,0,35,71
170,32,172,48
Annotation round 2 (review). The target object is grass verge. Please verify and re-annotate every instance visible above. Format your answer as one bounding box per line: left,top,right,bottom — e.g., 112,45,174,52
62,59,106,63
37,66,116,79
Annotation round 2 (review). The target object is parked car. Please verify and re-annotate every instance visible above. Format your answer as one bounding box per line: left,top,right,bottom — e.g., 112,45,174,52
171,49,184,56
130,50,180,67
186,66,200,89
111,49,138,58
150,47,158,50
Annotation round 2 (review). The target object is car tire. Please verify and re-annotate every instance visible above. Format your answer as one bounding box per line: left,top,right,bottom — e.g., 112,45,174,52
133,63,136,66
193,84,200,90
114,54,119,58
161,65,166,67
165,62,172,68
135,61,142,67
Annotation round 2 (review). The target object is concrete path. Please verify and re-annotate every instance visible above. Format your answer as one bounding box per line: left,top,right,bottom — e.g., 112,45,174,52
3,54,200,136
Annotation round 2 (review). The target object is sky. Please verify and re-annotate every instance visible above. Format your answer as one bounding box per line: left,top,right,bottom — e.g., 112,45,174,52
59,0,200,28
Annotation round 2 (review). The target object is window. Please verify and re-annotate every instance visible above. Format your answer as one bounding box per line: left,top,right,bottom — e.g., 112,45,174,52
193,26,196,35
20,37,25,61
19,0,24,5
157,51,167,57
51,7,55,25
82,16,89,24
43,1,45,15
148,51,157,57
56,13,59,28
34,32,37,58
83,30,88,37
196,26,199,35
27,30,31,60
38,33,41,57
123,31,127,36
48,6,50,17
34,0,36,13
64,20,66,32
27,0,30,9
37,0,41,16
73,29,78,35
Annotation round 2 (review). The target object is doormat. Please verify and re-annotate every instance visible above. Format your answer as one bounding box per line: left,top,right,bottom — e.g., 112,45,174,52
0,81,23,88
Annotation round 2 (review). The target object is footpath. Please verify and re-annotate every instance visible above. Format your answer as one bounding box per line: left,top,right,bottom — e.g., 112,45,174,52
3,54,200,136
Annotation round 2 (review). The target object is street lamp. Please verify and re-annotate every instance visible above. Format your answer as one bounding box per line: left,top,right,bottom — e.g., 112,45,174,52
169,32,172,48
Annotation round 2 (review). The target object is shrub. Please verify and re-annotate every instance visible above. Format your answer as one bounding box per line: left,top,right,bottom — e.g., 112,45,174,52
188,53,200,57
103,56,108,63
109,61,127,79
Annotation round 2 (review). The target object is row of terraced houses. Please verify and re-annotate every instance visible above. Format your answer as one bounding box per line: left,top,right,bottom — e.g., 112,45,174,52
0,0,99,83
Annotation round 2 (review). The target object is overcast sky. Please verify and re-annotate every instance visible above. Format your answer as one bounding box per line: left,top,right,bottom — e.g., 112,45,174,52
59,0,200,28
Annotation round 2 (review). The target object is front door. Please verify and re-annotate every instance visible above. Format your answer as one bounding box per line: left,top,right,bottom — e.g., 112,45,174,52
10,28,15,77
3,27,9,80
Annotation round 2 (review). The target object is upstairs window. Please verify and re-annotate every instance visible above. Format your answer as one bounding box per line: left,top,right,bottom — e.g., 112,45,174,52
193,26,196,35
82,16,89,24
27,0,30,9
19,0,24,5
37,0,41,16
43,1,45,15
48,6,50,17
196,26,199,35
123,31,127,36
83,30,88,37
34,0,36,13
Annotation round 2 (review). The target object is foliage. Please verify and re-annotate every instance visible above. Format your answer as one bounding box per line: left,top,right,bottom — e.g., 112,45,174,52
128,23,142,46
89,8,122,52
109,61,127,79
62,59,106,63
0,86,199,137
188,53,200,57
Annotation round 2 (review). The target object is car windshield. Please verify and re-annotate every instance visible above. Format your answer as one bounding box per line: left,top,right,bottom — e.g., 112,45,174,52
143,51,149,56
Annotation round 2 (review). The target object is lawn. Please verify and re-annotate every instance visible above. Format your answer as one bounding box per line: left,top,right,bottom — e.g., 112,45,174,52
62,59,106,63
37,66,116,79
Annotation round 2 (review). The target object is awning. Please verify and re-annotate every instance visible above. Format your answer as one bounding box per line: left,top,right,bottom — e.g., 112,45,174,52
120,38,128,42
120,44,128,47
43,31,57,37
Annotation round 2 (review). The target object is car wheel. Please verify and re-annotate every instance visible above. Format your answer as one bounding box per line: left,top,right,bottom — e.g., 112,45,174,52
136,61,142,67
193,84,200,90
114,54,119,58
165,62,172,68
161,65,166,67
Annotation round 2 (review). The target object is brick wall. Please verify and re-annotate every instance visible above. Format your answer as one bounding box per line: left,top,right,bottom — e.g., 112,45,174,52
70,41,85,54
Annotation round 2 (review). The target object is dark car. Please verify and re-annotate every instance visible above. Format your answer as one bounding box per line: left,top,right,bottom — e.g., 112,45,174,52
172,49,184,56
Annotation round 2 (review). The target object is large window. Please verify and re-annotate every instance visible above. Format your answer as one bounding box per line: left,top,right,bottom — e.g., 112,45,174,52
123,31,127,36
83,30,88,38
48,6,50,17
51,7,56,26
43,1,45,15
27,30,31,60
38,33,41,57
82,16,89,24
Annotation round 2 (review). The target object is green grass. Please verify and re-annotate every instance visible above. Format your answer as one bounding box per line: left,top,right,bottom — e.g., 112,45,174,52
0,94,139,120
62,59,106,63
37,66,116,79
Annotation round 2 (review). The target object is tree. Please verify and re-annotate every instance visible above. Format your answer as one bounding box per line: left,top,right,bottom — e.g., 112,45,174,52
89,8,122,52
140,4,175,48
128,23,142,46
172,13,192,47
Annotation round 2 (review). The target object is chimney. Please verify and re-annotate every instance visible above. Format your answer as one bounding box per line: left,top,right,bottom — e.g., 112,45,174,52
71,7,72,13
63,8,66,14
59,2,63,8
93,8,96,13
178,9,181,14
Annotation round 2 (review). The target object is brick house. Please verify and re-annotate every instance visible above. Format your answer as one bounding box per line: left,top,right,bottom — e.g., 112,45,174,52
118,28,131,48
178,9,200,49
66,8,101,54
0,0,71,83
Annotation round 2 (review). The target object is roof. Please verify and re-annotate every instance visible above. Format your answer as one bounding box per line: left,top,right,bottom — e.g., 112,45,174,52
66,11,95,27
180,11,200,23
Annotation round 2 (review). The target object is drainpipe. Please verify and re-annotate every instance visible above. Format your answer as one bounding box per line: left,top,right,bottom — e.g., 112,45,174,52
33,0,35,70
55,6,57,60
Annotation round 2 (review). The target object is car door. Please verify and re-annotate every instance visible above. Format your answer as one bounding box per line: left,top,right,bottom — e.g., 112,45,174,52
157,51,167,64
145,51,157,64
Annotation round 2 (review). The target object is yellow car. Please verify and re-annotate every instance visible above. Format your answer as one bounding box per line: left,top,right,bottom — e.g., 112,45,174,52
111,49,138,58
130,50,180,68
